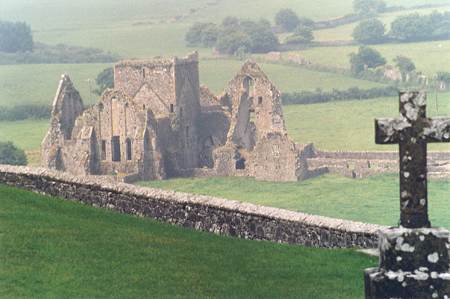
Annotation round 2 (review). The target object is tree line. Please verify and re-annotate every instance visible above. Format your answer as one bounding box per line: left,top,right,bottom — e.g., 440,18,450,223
353,11,450,44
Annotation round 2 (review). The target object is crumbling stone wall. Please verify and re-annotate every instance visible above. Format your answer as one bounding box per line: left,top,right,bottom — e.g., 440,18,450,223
308,150,450,179
0,165,383,248
252,133,308,181
209,62,322,181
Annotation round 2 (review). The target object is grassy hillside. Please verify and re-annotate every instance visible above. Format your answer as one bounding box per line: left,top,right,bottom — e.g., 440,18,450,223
314,5,450,42
0,64,108,107
0,60,382,106
1,0,444,107
0,184,376,298
139,174,450,229
299,39,450,76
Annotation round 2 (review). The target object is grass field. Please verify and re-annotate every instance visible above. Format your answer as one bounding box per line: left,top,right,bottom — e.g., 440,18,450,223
0,60,382,107
1,0,445,108
139,174,450,229
314,5,450,42
284,92,450,151
0,64,108,107
0,184,376,298
300,39,450,76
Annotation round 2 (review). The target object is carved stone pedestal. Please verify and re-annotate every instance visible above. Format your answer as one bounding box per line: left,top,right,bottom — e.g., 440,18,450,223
365,227,450,299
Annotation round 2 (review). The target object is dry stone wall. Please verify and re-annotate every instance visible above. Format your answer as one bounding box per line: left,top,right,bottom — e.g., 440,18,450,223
0,165,384,249
310,150,450,179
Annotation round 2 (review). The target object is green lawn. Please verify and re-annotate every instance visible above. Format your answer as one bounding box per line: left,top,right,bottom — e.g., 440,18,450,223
0,184,376,298
139,174,450,229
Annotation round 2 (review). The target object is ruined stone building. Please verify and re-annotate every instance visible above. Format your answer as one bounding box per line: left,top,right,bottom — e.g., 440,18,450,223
42,52,322,182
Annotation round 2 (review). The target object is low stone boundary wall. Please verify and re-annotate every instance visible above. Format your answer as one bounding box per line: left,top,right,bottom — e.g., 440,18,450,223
315,150,450,161
0,165,385,249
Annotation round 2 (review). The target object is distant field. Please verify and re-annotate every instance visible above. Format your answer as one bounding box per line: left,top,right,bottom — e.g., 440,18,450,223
0,120,48,151
284,92,450,151
314,5,450,42
0,184,375,298
299,39,450,76
0,64,108,107
139,174,450,229
0,60,382,106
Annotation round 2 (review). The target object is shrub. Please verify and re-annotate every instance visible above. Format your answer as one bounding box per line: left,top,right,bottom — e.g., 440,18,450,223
389,12,450,42
0,104,51,121
0,21,33,53
0,142,27,166
185,17,278,55
350,46,386,75
394,56,416,81
352,19,385,44
0,42,120,65
94,67,114,95
275,9,300,32
185,22,219,47
281,86,398,105
215,19,278,55
286,25,314,45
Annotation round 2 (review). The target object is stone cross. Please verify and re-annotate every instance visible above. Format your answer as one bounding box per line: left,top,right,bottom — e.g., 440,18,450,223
375,91,450,228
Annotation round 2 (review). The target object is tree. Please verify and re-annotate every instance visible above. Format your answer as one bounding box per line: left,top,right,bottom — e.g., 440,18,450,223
353,0,386,16
389,12,450,42
215,18,278,55
275,9,300,32
0,21,34,53
286,25,314,44
394,56,416,81
94,67,114,95
185,22,218,47
200,23,219,47
244,19,279,53
0,142,27,165
350,46,386,75
389,13,431,42
352,19,385,44
215,30,251,55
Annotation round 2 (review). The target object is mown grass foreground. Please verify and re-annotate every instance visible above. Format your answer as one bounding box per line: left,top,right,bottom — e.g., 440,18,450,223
0,184,376,298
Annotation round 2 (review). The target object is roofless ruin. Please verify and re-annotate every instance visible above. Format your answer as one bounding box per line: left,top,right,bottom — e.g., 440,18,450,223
41,52,323,182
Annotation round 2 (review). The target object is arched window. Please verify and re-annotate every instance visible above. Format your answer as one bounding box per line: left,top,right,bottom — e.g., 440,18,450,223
243,76,254,91
111,136,121,162
126,138,132,161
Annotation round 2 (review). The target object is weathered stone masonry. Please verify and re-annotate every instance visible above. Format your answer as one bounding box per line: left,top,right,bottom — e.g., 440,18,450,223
42,52,323,182
0,165,383,248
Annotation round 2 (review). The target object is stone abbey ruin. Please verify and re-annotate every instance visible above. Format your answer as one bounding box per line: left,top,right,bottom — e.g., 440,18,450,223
41,52,450,182
42,52,324,182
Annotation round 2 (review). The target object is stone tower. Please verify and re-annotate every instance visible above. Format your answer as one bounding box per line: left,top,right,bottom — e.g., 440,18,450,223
114,52,201,173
